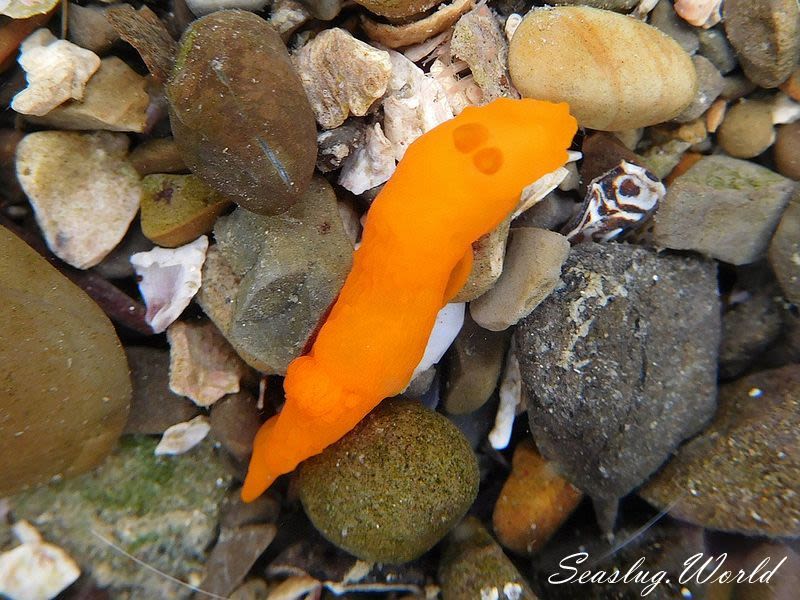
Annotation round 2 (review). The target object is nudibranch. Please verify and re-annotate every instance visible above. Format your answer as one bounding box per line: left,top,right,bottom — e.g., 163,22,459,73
242,98,577,502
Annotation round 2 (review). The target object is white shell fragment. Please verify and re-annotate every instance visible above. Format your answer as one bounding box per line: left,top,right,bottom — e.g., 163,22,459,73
504,13,522,41
430,57,482,115
12,29,101,117
154,415,211,456
411,302,465,380
489,342,523,450
515,151,582,219
0,0,59,19
294,28,392,130
131,236,209,333
167,320,248,407
772,92,800,125
383,50,454,161
563,161,665,244
338,123,396,195
674,0,722,29
0,521,80,600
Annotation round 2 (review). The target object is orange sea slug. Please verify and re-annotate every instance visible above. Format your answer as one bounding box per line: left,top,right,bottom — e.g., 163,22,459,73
242,98,577,502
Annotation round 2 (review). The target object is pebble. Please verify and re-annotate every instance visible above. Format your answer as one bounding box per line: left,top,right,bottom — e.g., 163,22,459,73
548,0,637,10
199,524,277,597
640,138,691,179
186,0,270,16
353,0,445,19
438,517,536,600
442,316,508,415
654,155,796,265
270,0,311,37
154,415,212,456
383,49,453,162
338,123,396,195
11,29,100,116
720,284,782,379
297,0,341,20
167,320,249,407
362,0,471,49
578,131,642,196
717,100,776,159
123,347,200,435
11,437,230,598
92,222,152,280
769,191,800,304
492,440,582,555
167,10,317,215
649,0,699,55
513,191,575,231
517,242,720,532
641,364,800,537
1,0,58,18
775,122,800,180
451,218,510,302
471,228,570,332
697,26,737,74
105,4,177,85
15,131,141,269
451,6,519,103
0,522,80,600
724,0,800,89
25,56,149,132
294,28,391,130
140,173,231,247
130,235,208,333
210,177,352,373
67,4,119,54
675,55,723,123
298,399,478,563
508,6,697,131
129,137,187,176
674,0,722,29
0,229,131,497
209,392,261,463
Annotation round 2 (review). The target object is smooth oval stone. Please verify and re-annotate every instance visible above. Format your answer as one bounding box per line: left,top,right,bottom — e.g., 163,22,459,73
509,6,697,131
167,10,317,215
0,226,131,496
354,0,445,19
298,398,479,563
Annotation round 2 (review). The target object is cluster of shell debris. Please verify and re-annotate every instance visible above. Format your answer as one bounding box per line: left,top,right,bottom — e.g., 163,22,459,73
1,0,799,599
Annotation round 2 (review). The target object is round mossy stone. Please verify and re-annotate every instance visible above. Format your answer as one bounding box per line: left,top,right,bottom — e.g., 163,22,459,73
298,398,479,563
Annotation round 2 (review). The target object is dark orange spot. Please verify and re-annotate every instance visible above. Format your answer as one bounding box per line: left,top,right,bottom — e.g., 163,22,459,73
473,147,503,174
453,122,489,153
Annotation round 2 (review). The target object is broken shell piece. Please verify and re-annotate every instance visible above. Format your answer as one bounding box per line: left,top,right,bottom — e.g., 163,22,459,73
361,0,473,50
504,14,522,41
632,0,659,20
488,341,523,450
563,161,665,244
0,0,58,19
706,98,727,132
0,522,80,600
338,123,396,195
11,29,101,116
451,5,519,102
294,28,392,129
383,49,454,161
514,151,581,218
402,30,450,62
154,415,211,456
674,0,722,29
411,302,465,380
167,320,248,407
430,57,482,114
130,235,209,333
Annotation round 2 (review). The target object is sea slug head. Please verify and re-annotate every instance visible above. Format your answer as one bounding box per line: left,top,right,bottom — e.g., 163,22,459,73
410,98,577,232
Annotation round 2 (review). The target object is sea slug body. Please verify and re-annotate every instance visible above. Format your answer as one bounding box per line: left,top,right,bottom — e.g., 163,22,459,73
242,97,577,502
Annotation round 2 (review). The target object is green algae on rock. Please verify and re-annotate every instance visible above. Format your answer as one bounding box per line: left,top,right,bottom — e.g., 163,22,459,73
298,399,479,563
0,226,131,497
11,436,231,598
438,517,538,600
141,173,231,247
166,10,317,215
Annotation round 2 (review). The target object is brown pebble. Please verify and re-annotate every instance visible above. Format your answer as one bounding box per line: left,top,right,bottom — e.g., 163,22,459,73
717,100,776,159
775,122,800,180
579,132,642,196
492,439,582,555
129,138,187,176
210,391,262,463
665,151,703,186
